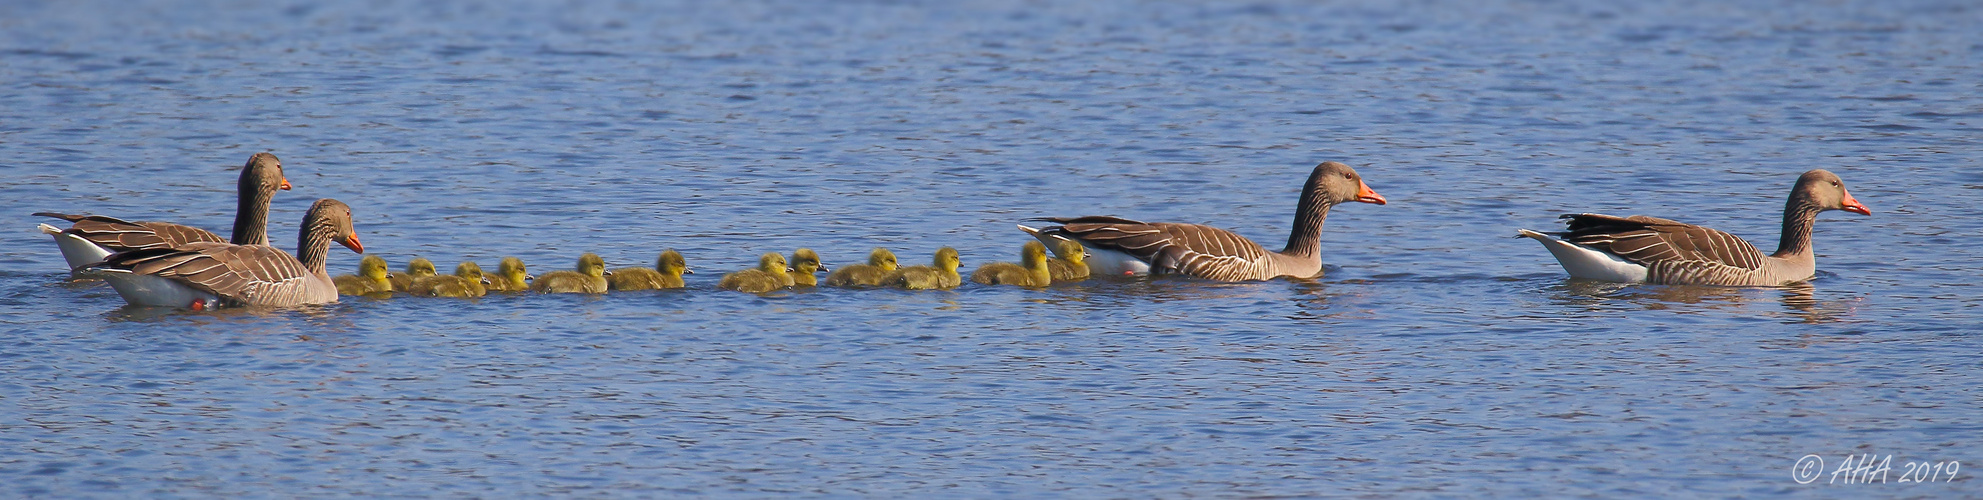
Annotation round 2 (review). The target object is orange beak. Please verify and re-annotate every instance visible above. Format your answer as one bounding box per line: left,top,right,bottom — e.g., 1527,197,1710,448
1840,189,1870,215
339,234,365,254
280,178,293,191
1355,180,1387,205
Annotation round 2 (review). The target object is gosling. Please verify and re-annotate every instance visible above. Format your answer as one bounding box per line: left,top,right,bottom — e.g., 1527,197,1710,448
824,247,898,287
389,257,438,291
333,255,395,296
1045,238,1090,282
608,249,690,291
969,241,1052,287
719,252,792,293
884,247,962,290
788,248,827,287
483,257,533,292
531,253,610,294
409,261,490,298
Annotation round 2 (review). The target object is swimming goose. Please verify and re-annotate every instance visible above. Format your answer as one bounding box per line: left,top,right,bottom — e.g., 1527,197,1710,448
531,253,610,294
608,249,690,291
1517,169,1871,286
84,198,362,309
884,247,962,290
824,247,898,287
970,241,1052,287
787,248,826,287
37,152,291,271
333,254,395,296
483,257,533,292
718,252,791,293
409,261,490,297
1044,238,1090,282
1021,161,1386,281
388,257,438,291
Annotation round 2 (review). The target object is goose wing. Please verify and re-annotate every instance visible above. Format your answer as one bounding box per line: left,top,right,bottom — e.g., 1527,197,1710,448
1558,213,1767,271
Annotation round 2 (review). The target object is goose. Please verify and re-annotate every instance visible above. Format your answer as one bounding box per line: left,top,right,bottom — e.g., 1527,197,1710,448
388,257,438,291
83,198,362,309
409,261,490,297
483,257,533,292
1020,161,1386,281
333,254,395,296
718,252,791,293
37,152,291,271
970,241,1052,287
884,247,962,290
608,249,690,291
1517,169,1871,286
824,247,898,287
787,248,827,287
531,253,610,294
1044,238,1090,282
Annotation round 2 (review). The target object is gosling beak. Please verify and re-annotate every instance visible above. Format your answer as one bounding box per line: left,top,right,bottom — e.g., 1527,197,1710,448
1840,189,1871,215
525,274,536,281
1354,180,1387,205
817,265,831,273
684,268,694,275
339,234,364,254
786,267,795,272
603,270,614,276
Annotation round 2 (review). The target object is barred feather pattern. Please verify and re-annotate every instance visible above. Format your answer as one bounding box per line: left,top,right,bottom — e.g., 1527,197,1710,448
1036,216,1300,281
1557,213,1794,286
33,213,225,252
90,207,344,307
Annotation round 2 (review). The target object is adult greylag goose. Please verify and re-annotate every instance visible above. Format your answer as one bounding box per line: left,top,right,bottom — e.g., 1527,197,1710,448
333,254,395,297
1020,161,1386,281
1517,169,1871,286
531,253,610,294
885,247,962,290
1044,238,1090,282
83,198,362,309
483,257,533,292
37,152,291,271
608,250,690,291
970,241,1052,287
719,252,791,293
409,261,489,298
824,247,897,287
388,258,438,291
786,248,826,287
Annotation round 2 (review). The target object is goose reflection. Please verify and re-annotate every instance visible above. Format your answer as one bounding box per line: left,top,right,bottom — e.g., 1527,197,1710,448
1546,278,1850,324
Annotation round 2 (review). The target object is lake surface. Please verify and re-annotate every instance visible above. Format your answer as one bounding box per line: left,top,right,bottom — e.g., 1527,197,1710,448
3,0,1979,496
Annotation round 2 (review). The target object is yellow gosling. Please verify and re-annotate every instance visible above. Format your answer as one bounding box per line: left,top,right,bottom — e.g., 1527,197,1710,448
333,255,395,296
389,257,438,291
788,248,826,287
609,249,690,291
1045,238,1090,282
530,253,609,294
718,252,791,293
969,241,1052,287
483,257,532,292
410,261,489,298
885,247,962,290
824,247,898,287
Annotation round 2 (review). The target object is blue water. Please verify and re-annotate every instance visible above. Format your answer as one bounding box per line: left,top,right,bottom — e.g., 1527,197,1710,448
3,0,1979,496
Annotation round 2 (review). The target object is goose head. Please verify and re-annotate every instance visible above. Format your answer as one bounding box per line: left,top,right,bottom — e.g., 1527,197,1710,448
576,253,607,278
658,249,690,277
756,252,790,277
1795,169,1871,215
358,255,390,281
867,247,899,271
934,247,961,273
406,257,438,278
791,248,824,274
1020,241,1049,270
242,152,291,194
1304,161,1386,207
1053,239,1087,265
308,198,362,254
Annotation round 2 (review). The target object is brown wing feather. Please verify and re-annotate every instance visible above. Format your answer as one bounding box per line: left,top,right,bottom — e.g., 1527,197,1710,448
1560,213,1767,271
1037,217,1271,280
99,243,313,305
35,212,225,252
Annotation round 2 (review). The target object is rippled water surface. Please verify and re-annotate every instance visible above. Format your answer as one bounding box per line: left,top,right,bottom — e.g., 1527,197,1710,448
3,0,1979,496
